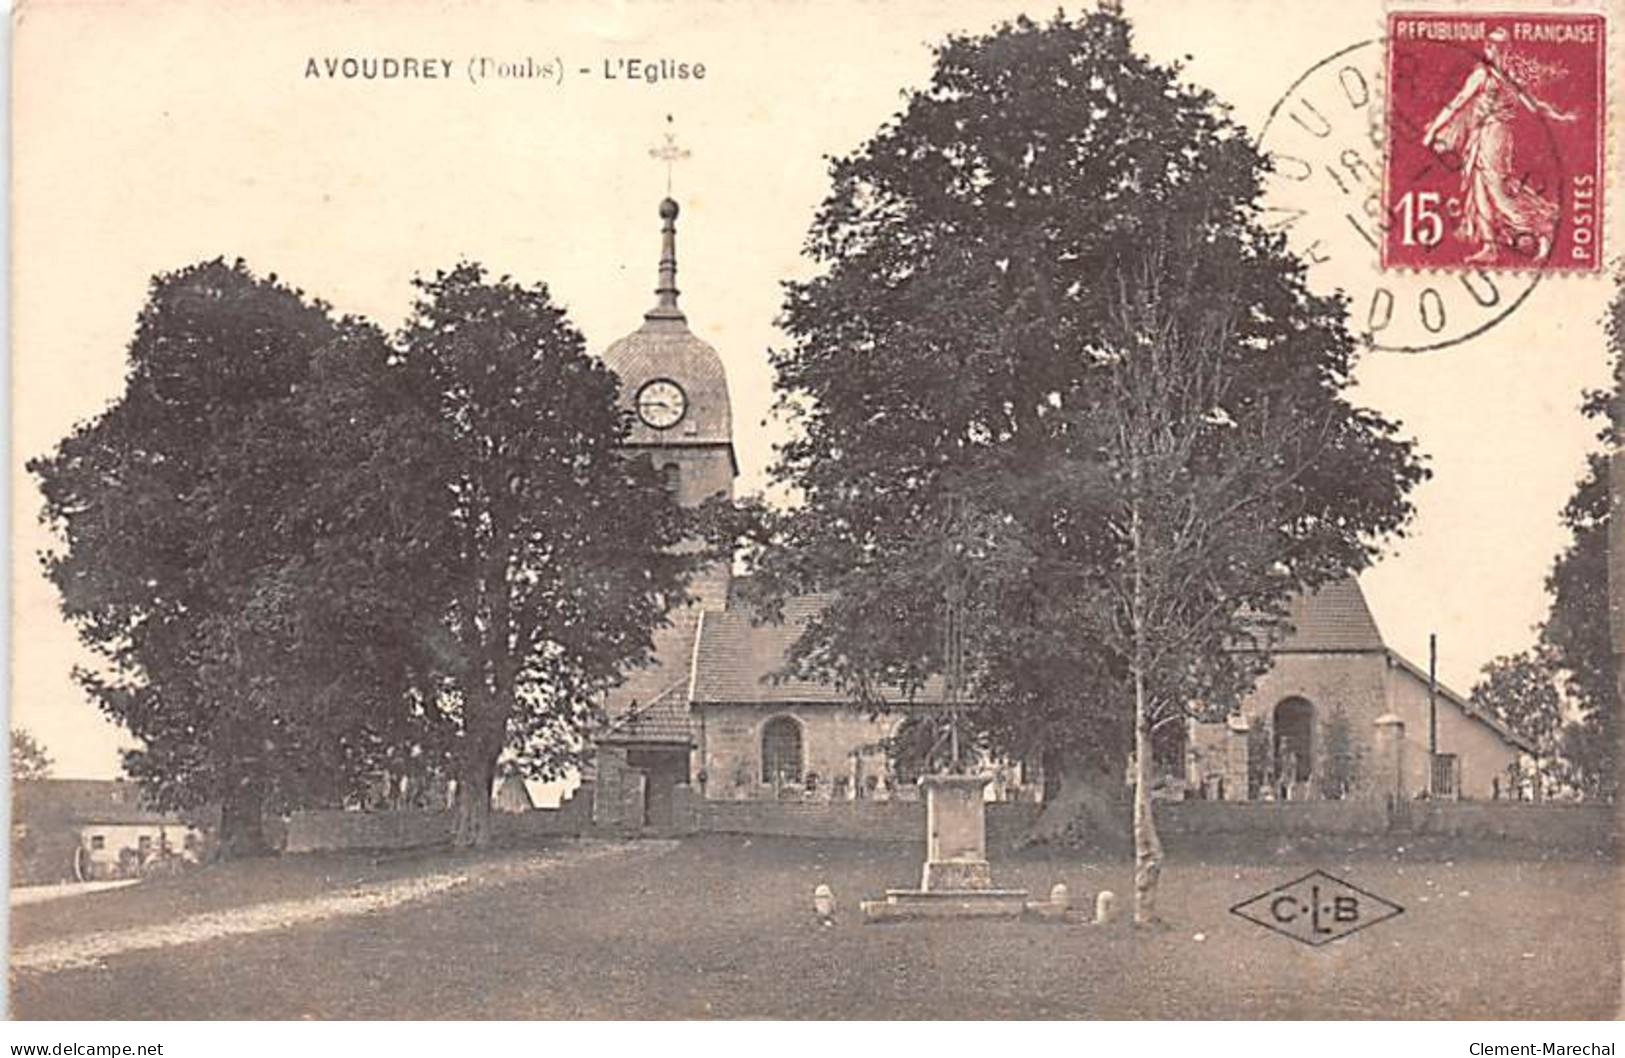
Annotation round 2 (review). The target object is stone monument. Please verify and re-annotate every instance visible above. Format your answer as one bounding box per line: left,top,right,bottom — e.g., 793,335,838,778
860,773,1030,921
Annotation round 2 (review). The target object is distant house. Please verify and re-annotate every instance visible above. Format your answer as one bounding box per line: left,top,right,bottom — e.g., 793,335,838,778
10,779,207,885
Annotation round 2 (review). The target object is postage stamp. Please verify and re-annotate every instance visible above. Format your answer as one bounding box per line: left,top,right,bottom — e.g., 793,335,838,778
1383,11,1607,272
1259,38,1544,353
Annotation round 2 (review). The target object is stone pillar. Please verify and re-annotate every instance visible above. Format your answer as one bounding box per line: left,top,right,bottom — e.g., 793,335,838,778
592,747,630,828
919,775,993,891
1373,713,1406,803
1224,714,1251,801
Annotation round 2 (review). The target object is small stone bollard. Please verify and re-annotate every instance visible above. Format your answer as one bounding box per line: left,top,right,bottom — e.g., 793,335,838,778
813,883,835,921
1094,889,1117,925
1049,883,1070,913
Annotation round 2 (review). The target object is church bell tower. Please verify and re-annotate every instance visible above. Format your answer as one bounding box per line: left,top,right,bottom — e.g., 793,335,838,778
601,195,737,610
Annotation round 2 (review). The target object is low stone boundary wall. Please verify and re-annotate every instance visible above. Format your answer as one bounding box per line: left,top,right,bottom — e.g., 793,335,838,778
691,798,1043,848
1407,801,1614,848
282,789,1613,853
284,791,592,853
1157,799,1390,836
689,796,1613,848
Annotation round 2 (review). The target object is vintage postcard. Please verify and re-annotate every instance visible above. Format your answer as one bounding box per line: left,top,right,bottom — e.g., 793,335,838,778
8,0,1622,1036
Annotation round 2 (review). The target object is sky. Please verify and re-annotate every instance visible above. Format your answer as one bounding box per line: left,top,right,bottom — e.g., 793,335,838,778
10,0,1617,778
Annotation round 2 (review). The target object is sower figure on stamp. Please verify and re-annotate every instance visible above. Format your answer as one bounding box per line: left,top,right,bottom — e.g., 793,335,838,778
1421,26,1578,264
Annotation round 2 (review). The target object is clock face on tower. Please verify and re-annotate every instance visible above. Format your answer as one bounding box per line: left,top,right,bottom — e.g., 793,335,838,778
636,378,687,430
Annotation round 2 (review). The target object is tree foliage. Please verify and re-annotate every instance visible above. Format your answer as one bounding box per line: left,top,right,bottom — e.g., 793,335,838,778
749,10,1425,920
370,263,700,846
31,258,705,852
28,260,403,854
1469,650,1564,752
1537,277,1622,800
11,728,53,781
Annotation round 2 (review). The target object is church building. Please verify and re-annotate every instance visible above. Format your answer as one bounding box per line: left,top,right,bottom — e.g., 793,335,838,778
588,195,1533,831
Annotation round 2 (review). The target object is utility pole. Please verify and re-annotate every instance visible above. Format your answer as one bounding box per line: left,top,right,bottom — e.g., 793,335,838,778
1427,632,1438,795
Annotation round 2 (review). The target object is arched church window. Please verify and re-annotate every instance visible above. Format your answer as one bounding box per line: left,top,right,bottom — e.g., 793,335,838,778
761,716,803,784
661,462,681,496
1273,697,1314,783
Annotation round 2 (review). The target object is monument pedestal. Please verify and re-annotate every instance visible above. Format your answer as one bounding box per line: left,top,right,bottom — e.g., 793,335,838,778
862,774,1029,922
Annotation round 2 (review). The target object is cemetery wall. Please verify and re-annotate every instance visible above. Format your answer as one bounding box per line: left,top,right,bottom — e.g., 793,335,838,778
1157,799,1390,835
283,787,592,853
1406,800,1614,847
693,798,1043,848
688,796,1614,848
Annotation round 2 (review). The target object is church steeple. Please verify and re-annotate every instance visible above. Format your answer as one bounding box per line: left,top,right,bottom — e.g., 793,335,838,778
645,197,685,324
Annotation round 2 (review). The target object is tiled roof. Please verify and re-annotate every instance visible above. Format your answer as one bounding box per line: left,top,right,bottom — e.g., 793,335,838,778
1270,578,1386,653
600,610,702,744
604,611,702,716
691,594,948,705
12,779,186,826
597,573,1529,752
600,682,695,744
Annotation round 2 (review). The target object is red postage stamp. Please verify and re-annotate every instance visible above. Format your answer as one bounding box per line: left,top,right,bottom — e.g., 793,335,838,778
1384,11,1606,272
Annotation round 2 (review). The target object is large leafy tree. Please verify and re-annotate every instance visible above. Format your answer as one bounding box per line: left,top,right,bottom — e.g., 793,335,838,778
1539,279,1621,800
751,10,1424,922
376,263,697,847
29,260,409,855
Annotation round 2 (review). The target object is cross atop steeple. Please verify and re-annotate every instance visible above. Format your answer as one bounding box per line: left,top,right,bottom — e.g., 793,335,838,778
648,114,691,195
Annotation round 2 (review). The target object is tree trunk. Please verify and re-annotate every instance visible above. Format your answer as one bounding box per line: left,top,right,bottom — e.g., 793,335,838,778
217,777,273,860
1127,449,1163,926
451,748,497,849
1024,752,1128,848
1132,683,1164,926
451,711,506,849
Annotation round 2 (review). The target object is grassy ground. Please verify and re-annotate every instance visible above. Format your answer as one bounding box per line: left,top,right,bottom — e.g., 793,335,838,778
10,833,1619,1019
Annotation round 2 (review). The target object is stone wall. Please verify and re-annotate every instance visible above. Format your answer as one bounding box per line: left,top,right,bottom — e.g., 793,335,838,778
1157,799,1390,835
697,703,897,801
1239,652,1389,779
1386,661,1518,798
279,784,1613,853
695,798,1043,849
1407,801,1614,848
1215,651,1520,801
690,796,1612,849
284,784,593,853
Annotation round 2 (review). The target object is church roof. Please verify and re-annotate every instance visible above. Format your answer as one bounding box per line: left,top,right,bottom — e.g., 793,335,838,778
1270,578,1387,653
600,610,703,744
682,578,1385,704
691,593,949,705
594,575,1529,752
600,679,694,745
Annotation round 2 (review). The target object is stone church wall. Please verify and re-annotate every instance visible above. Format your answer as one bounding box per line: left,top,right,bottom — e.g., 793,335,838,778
696,703,898,801
1385,661,1518,798
1239,651,1391,759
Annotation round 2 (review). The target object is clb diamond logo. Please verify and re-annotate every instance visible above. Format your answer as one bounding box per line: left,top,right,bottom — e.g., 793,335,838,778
1230,870,1404,947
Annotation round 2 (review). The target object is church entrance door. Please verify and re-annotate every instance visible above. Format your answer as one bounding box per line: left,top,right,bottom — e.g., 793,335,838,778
625,747,689,830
